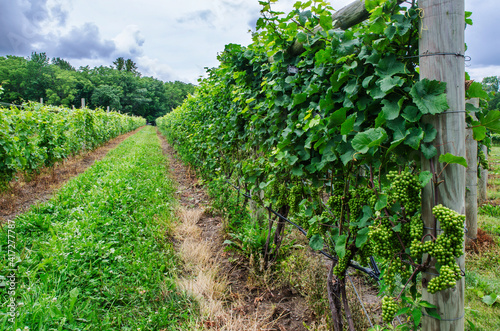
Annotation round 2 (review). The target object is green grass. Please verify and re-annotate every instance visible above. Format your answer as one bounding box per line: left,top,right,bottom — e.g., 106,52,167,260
486,146,500,200
0,127,198,330
464,146,500,330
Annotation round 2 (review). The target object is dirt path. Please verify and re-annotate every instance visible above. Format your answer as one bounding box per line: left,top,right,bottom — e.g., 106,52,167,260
0,127,142,223
157,130,325,331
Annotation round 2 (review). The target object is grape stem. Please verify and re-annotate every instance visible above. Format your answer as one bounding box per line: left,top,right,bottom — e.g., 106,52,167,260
421,232,436,243
383,208,407,251
396,265,421,301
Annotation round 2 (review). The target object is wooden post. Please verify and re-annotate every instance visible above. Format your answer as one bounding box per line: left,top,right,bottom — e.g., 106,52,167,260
465,98,479,246
40,98,43,104
81,98,85,109
478,144,488,204
419,0,465,330
107,106,110,113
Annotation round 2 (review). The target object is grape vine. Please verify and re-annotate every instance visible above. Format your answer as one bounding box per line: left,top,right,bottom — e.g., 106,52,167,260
156,0,486,329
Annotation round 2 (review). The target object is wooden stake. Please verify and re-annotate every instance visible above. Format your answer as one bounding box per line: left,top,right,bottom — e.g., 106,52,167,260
477,144,488,204
465,99,479,246
419,0,465,330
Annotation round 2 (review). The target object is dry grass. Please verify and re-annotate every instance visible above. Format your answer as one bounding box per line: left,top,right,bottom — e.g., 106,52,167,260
174,207,274,330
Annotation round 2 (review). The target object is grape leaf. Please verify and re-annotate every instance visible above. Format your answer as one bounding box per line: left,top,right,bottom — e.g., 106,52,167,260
355,228,370,247
418,171,433,187
375,194,388,211
412,309,422,327
352,128,388,153
482,294,498,306
410,79,449,115
309,234,324,251
438,153,468,167
480,110,500,133
335,234,347,258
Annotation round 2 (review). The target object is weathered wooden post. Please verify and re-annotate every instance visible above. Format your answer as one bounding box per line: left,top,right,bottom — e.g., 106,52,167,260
478,144,488,204
419,0,465,330
465,99,479,247
81,98,85,109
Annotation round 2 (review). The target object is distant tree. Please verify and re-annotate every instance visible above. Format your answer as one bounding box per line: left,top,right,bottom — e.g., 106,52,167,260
29,52,50,66
91,84,123,110
113,57,125,71
0,52,193,119
482,76,500,94
23,52,54,102
125,59,140,76
52,57,75,71
0,55,27,103
46,67,93,107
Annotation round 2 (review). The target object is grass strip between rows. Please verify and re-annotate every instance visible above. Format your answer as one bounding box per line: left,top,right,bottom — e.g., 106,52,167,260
1,126,198,330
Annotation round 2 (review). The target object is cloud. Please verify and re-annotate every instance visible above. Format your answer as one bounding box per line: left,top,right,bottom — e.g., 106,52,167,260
137,56,178,82
465,0,499,68
113,25,145,57
0,0,116,61
176,10,216,27
467,65,500,83
0,0,38,54
49,23,116,59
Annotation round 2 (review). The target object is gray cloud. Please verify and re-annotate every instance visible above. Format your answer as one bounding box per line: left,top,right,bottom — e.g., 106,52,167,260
465,0,499,68
50,3,69,26
0,0,116,61
16,0,50,27
49,23,116,59
0,1,36,54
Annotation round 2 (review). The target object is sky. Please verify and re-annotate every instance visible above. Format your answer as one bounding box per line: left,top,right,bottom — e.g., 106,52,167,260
0,0,498,84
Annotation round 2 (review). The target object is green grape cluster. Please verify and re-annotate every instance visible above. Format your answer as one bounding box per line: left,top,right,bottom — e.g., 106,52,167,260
327,194,345,218
410,213,423,240
433,204,464,257
368,193,377,208
368,223,396,259
288,185,302,215
348,187,375,220
333,250,352,278
410,238,423,257
387,170,421,214
418,204,465,293
267,175,288,209
427,264,461,294
381,296,399,324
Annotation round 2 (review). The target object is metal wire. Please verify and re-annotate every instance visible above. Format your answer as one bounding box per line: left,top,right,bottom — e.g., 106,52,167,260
225,180,381,281
347,274,373,328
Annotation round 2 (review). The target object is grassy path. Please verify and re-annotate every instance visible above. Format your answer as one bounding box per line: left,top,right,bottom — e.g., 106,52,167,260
1,127,197,330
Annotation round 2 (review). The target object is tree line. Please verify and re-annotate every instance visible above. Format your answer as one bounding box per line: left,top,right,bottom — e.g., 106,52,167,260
0,52,195,123
482,75,500,109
